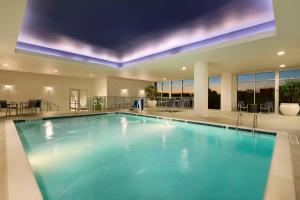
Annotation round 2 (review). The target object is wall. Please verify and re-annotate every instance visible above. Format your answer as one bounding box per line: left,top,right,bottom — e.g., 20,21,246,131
107,76,153,97
0,71,153,111
93,77,108,96
0,70,98,111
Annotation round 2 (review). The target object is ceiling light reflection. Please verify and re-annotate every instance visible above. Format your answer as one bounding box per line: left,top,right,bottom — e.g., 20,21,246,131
44,121,54,140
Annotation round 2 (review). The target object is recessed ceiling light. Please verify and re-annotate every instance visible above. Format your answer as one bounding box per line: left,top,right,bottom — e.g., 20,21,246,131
280,64,286,68
277,51,285,56
53,69,58,73
162,77,167,80
2,63,8,67
89,74,94,77
181,67,187,71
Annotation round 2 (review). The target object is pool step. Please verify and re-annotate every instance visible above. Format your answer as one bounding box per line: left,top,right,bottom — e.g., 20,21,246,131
289,135,299,145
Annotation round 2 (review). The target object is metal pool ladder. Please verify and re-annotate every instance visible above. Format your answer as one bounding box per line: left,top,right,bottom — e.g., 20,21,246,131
252,114,258,134
235,111,243,132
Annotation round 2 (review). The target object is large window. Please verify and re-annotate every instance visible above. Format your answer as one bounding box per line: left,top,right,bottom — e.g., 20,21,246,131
208,76,221,109
255,72,275,105
156,82,163,97
162,81,171,97
182,80,194,97
171,80,182,97
237,74,255,105
279,69,300,104
237,72,275,109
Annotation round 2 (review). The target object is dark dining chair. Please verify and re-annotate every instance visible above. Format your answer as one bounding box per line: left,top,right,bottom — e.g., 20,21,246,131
22,100,36,115
177,98,185,111
35,99,42,114
237,101,248,112
0,100,9,117
260,101,274,113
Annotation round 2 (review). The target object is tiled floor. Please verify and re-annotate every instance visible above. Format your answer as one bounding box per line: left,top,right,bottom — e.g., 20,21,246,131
0,121,7,200
0,109,300,200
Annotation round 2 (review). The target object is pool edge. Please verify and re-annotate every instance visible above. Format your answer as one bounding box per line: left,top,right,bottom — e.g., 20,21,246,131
264,132,296,200
5,112,296,200
5,120,43,200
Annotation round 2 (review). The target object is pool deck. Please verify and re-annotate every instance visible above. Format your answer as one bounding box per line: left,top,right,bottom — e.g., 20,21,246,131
0,109,299,200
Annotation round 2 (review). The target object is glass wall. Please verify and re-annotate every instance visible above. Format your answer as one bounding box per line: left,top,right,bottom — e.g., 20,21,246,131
162,81,171,97
208,76,221,109
279,69,300,104
171,80,182,97
255,72,275,105
156,82,163,97
237,74,255,105
237,72,275,110
182,80,194,97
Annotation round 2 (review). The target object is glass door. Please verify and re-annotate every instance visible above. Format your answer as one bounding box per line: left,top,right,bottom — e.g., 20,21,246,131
69,89,88,111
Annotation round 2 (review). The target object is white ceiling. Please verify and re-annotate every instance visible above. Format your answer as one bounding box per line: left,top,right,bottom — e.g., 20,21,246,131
0,0,300,81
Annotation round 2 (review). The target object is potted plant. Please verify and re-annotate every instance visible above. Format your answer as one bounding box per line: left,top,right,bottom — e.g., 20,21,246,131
94,97,104,111
279,80,300,116
145,85,157,108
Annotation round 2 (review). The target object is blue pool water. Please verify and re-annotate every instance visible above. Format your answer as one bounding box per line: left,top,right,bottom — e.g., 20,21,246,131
15,113,275,200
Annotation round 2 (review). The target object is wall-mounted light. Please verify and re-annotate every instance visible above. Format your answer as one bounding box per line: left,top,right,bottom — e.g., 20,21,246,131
2,63,8,67
139,90,145,97
181,67,187,71
4,85,13,101
45,86,53,100
121,89,128,96
4,85,13,90
45,86,53,91
277,51,285,56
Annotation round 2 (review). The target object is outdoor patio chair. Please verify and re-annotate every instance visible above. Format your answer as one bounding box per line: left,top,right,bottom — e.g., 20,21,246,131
177,98,185,111
237,101,248,112
0,100,9,117
163,98,176,112
260,101,274,113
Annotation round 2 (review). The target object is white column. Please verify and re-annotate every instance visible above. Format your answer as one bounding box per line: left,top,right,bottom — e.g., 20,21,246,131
194,61,208,117
231,74,238,111
221,73,232,111
275,70,280,114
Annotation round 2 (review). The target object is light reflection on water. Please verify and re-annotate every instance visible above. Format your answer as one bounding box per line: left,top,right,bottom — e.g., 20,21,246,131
44,121,54,140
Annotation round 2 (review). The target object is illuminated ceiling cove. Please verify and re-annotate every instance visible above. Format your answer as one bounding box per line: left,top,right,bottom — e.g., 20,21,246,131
17,0,275,67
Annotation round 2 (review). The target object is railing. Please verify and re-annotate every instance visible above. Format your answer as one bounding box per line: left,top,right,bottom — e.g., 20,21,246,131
235,111,243,132
252,114,258,134
39,99,59,111
155,97,194,108
87,96,194,112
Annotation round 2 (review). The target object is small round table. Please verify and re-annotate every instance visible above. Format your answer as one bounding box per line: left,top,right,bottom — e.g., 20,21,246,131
248,104,259,113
